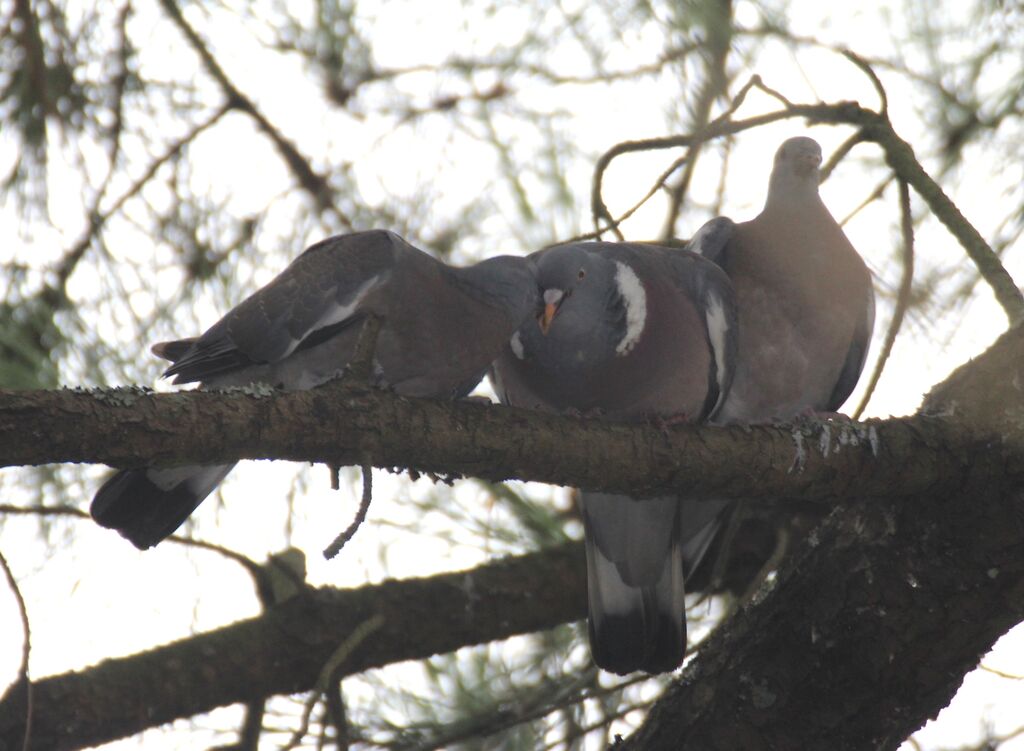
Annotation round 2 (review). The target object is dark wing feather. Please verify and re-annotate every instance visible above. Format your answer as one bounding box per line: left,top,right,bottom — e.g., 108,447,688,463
678,253,738,421
685,216,736,266
826,283,876,411
160,230,401,384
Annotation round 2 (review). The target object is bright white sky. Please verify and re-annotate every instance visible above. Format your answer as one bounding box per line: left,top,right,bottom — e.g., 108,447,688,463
1,0,1022,748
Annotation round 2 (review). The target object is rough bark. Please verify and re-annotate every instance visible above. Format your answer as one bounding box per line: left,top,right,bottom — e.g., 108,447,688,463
0,381,1015,505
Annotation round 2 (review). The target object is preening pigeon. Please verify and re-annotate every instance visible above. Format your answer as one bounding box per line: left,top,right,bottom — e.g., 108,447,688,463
91,230,540,549
688,136,875,424
491,242,738,675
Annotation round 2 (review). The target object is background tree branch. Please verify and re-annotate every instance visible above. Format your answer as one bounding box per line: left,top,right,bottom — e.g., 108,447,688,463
592,79,1024,324
0,545,586,750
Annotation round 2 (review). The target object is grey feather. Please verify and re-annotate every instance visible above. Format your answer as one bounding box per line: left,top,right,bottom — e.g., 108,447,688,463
686,216,736,267
92,230,540,549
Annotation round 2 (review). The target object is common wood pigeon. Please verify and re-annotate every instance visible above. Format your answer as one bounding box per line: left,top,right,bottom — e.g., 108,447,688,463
491,242,738,675
91,229,541,549
688,136,875,424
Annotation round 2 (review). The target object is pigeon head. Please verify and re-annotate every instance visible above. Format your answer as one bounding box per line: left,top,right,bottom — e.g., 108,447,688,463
766,136,824,209
535,244,619,335
777,136,822,175
461,254,542,325
513,243,647,373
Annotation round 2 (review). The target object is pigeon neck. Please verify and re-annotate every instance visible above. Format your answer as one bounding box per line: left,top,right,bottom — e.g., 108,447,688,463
763,171,823,214
449,262,528,315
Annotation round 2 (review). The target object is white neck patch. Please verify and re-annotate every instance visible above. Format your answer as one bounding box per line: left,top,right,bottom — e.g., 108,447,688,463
509,330,525,360
614,261,647,355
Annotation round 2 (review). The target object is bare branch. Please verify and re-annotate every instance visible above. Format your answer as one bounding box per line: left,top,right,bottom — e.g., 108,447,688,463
0,544,587,749
842,49,889,115
155,0,349,226
0,549,31,751
590,91,1024,324
853,179,915,418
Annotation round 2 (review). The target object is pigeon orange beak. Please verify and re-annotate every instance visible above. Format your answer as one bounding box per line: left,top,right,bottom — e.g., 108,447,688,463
538,289,565,335
538,302,558,334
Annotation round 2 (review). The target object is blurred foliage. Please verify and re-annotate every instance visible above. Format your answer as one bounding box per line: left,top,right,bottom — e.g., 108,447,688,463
1,0,1023,748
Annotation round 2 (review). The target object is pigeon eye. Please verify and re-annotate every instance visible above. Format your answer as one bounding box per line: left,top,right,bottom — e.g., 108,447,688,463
577,268,586,280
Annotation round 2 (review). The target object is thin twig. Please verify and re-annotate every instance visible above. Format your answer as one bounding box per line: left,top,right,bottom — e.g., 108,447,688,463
853,178,915,418
404,668,653,751
842,49,889,116
980,664,1024,680
325,677,349,751
590,74,761,240
749,76,795,108
0,501,277,596
589,78,790,237
323,461,374,560
0,549,32,751
819,130,867,185
0,503,86,518
710,136,734,217
156,0,349,225
0,503,280,589
661,14,732,239
281,615,384,750
55,102,232,300
168,535,263,576
579,149,692,243
838,176,893,227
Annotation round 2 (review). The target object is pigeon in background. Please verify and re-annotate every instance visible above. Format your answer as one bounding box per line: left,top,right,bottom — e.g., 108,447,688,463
688,136,875,425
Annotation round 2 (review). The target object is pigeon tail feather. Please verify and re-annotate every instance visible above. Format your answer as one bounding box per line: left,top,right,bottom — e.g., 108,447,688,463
584,531,686,675
90,464,235,549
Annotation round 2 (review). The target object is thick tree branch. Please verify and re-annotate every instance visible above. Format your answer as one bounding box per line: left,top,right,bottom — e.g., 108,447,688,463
0,383,1015,506
618,323,1024,749
0,545,585,750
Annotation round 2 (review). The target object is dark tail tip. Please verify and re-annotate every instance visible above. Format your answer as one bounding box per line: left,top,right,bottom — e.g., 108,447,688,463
91,467,223,550
589,609,686,675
